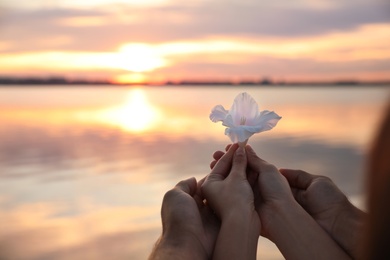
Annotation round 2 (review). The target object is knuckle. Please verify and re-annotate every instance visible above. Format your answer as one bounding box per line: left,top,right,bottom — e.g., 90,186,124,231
316,175,332,184
262,162,278,173
162,189,178,203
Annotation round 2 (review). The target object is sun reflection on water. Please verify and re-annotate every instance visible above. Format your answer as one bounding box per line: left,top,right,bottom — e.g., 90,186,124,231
96,89,161,132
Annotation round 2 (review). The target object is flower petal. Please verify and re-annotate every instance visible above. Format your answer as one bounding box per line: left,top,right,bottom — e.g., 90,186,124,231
252,110,282,132
209,105,229,123
224,125,259,143
222,114,235,127
229,92,259,126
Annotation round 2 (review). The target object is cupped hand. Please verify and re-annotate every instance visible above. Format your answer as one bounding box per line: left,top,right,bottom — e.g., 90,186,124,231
210,145,352,259
279,169,365,258
150,177,220,260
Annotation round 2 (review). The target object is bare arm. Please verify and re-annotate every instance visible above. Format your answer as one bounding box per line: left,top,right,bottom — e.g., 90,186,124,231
265,199,351,260
202,144,260,260
280,169,365,258
246,146,351,260
213,210,259,260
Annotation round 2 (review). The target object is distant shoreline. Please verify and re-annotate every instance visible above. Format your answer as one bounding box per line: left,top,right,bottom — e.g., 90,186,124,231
0,77,389,87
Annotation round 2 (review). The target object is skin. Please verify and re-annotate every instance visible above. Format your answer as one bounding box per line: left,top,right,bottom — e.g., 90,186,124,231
279,169,366,259
202,144,260,260
149,177,220,260
211,144,351,260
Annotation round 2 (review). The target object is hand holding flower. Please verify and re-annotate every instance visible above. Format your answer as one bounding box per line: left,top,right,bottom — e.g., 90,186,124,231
209,145,352,260
202,144,260,260
246,146,351,260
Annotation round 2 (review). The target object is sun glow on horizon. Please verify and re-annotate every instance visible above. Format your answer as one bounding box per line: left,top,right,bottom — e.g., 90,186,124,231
116,43,167,73
97,89,161,132
0,24,389,81
114,73,148,84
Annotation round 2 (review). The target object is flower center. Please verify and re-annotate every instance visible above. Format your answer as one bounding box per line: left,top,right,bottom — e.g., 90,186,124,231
240,116,247,125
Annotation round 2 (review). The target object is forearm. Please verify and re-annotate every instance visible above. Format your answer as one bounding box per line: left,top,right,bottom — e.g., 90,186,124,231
213,212,260,260
330,202,366,259
267,201,351,260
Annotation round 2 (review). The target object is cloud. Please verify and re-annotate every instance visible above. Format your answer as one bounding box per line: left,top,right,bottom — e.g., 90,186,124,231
150,55,390,81
1,0,389,80
1,1,389,53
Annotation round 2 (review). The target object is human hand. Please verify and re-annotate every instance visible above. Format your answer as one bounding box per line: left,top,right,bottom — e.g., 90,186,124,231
210,145,259,190
243,145,297,238
279,169,365,258
203,144,259,221
149,177,220,260
211,145,351,259
209,144,294,237
246,146,351,259
202,143,260,260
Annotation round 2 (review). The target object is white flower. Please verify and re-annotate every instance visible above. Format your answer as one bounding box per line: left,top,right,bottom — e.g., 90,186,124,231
210,92,281,145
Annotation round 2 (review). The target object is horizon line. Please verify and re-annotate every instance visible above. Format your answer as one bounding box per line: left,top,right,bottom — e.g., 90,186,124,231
0,76,389,86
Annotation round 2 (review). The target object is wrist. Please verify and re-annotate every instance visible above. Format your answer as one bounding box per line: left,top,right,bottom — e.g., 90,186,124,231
333,200,366,231
331,200,366,258
260,197,298,239
213,209,260,260
223,209,261,237
264,200,350,260
263,198,302,240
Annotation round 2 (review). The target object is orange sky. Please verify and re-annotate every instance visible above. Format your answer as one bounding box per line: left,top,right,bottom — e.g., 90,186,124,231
0,0,389,83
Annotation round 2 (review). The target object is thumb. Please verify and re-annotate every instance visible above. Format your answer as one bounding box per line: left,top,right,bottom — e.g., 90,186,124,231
208,143,238,182
228,146,247,180
174,177,197,196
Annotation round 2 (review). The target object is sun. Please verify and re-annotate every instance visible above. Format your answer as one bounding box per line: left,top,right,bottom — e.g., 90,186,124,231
116,43,167,73
98,89,160,132
114,73,147,84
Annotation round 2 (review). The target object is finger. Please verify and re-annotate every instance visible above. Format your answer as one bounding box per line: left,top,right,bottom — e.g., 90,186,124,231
279,169,315,189
245,145,264,162
290,187,309,209
210,151,226,169
194,176,207,207
210,160,217,170
247,169,259,188
225,144,232,152
208,143,239,180
174,177,197,196
213,150,225,160
229,146,247,179
197,176,206,189
290,187,301,200
246,145,277,172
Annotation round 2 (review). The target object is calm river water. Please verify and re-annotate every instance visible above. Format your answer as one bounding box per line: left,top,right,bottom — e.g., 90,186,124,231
0,85,388,259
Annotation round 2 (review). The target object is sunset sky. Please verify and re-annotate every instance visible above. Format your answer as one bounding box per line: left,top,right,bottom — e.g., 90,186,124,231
0,0,389,83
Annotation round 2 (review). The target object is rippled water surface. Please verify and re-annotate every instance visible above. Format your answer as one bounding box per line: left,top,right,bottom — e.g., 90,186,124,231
0,86,388,259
